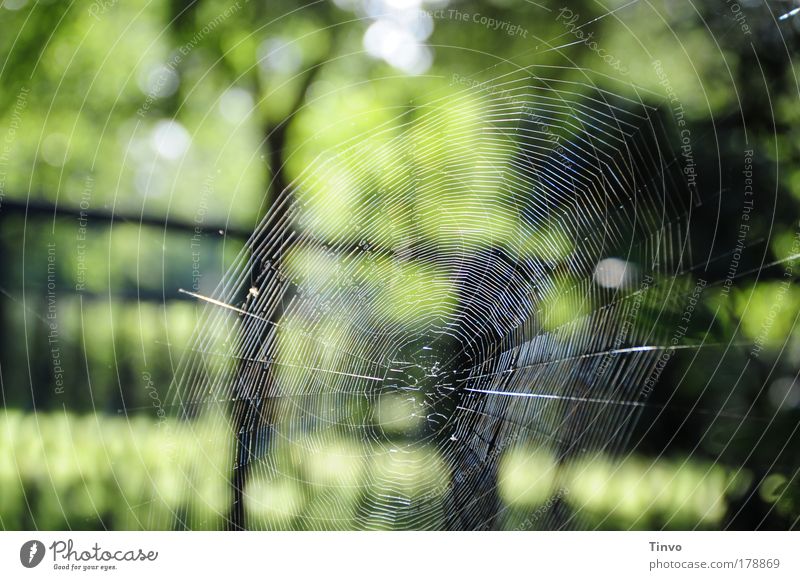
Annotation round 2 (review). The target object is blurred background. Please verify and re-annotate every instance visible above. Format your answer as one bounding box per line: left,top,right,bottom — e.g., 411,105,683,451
1,0,799,530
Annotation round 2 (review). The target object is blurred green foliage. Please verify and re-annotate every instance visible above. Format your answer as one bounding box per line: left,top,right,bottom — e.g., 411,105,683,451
0,411,747,530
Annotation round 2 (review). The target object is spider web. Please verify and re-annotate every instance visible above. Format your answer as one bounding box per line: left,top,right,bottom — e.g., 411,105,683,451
166,68,722,530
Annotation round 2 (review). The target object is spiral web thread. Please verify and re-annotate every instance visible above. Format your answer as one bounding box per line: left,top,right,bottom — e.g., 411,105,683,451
166,69,711,530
